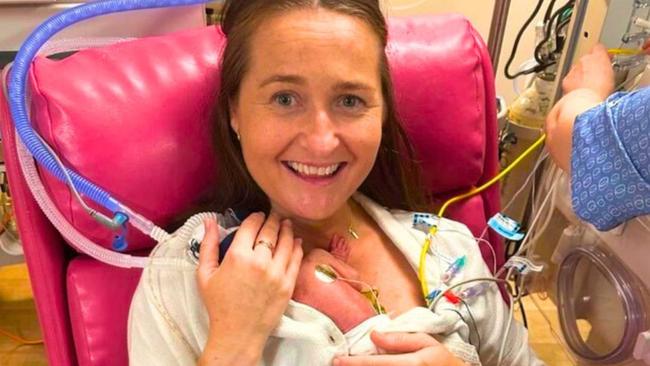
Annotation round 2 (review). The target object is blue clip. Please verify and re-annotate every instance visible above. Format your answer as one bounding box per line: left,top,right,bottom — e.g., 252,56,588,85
114,212,129,226
426,289,442,301
112,224,129,252
487,213,525,241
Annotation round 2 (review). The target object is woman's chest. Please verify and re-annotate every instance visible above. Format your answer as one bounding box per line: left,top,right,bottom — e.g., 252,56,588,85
347,232,425,313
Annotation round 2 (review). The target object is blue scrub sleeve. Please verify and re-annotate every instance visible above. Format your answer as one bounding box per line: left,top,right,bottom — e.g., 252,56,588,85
571,88,650,231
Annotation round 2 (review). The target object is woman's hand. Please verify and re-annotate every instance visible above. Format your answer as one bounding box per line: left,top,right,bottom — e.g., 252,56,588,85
561,43,614,100
334,332,467,366
197,212,303,366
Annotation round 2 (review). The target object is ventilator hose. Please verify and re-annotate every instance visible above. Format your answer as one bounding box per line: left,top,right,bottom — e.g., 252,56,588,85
7,0,209,213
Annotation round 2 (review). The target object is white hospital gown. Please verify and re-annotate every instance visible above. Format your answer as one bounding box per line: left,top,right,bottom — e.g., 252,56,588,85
128,193,544,365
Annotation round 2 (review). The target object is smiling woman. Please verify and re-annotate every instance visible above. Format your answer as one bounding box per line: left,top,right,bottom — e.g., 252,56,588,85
127,1,543,366
211,1,427,222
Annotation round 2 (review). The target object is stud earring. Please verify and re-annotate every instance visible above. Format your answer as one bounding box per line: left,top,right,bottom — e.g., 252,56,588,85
235,132,241,141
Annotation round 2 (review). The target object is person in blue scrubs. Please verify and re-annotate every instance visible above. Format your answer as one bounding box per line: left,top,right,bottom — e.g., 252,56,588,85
545,42,650,231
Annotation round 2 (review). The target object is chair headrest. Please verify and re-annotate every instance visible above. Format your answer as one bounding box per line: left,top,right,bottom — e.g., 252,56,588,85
28,14,492,251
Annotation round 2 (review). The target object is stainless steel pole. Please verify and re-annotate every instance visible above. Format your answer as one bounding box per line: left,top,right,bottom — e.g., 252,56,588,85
487,0,512,74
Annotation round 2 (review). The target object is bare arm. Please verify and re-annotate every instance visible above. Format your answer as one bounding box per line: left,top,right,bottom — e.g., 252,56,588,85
544,44,614,171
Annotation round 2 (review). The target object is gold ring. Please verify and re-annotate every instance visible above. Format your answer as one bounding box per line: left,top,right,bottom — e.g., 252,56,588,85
255,239,275,251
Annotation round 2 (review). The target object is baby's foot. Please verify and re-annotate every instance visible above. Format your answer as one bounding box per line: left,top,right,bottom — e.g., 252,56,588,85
329,234,351,262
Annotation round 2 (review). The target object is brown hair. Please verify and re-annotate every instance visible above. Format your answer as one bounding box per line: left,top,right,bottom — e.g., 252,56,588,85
212,0,430,213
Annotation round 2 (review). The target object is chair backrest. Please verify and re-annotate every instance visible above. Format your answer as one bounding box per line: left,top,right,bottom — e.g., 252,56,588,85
0,14,501,366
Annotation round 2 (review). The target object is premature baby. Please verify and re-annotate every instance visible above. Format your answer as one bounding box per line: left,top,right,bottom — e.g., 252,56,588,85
292,234,384,333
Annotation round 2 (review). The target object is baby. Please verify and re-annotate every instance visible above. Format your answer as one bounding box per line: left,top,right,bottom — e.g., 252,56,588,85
292,234,384,333
189,223,391,346
185,217,482,363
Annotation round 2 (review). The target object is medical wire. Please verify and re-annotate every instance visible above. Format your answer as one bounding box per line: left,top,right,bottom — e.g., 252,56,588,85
504,0,548,79
437,228,497,274
337,277,384,314
425,158,557,360
477,151,549,243
528,293,577,362
459,298,481,354
495,178,558,280
428,277,510,310
33,134,119,229
418,134,547,299
0,327,43,346
497,267,517,365
522,164,561,256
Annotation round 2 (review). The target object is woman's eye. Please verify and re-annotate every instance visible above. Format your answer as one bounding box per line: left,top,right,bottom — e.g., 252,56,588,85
274,93,295,107
339,95,365,109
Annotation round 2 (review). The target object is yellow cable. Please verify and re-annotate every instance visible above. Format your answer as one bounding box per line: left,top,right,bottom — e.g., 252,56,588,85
0,327,43,345
607,48,643,56
419,134,547,301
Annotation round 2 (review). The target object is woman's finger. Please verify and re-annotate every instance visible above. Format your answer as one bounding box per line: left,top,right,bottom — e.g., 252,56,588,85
197,218,220,271
230,212,266,251
254,211,282,255
370,331,438,354
285,238,304,280
271,219,294,270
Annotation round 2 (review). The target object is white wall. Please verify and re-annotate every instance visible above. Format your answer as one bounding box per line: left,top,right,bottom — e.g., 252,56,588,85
383,0,551,104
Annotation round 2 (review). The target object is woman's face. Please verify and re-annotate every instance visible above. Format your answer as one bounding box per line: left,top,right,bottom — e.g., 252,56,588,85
231,8,384,221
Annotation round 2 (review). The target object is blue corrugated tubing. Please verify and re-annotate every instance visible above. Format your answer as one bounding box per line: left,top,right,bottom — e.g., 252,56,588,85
8,0,209,213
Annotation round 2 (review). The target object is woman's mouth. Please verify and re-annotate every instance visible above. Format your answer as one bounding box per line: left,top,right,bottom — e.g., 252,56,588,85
282,161,346,183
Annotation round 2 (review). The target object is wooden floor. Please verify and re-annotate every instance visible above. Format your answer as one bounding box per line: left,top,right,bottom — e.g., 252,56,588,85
0,263,47,365
516,293,577,365
0,263,574,366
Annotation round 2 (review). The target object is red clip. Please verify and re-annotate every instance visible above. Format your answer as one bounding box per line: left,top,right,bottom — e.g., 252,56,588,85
443,290,461,305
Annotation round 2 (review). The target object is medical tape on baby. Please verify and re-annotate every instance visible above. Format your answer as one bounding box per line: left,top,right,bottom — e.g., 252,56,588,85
316,266,386,315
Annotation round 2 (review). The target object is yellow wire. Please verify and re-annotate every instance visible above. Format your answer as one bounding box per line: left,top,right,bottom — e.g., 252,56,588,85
419,134,547,301
607,48,643,56
0,327,43,345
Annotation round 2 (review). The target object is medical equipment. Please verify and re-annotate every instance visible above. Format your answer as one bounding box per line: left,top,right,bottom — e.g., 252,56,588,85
418,133,546,302
6,0,213,267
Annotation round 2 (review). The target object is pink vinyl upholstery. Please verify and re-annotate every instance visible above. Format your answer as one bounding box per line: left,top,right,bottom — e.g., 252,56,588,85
0,14,501,366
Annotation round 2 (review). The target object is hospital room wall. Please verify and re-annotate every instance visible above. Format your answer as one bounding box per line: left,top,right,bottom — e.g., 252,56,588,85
384,0,550,104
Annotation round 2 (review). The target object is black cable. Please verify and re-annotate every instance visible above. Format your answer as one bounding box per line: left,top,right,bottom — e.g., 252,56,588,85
460,299,482,354
535,0,558,63
519,297,529,329
519,299,528,329
504,0,546,80
543,0,558,23
534,0,575,64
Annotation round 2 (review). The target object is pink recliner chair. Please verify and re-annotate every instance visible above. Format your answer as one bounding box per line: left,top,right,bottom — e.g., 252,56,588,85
0,14,501,366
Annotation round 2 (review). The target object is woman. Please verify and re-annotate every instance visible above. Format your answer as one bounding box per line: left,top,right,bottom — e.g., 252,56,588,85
545,42,650,230
128,1,541,365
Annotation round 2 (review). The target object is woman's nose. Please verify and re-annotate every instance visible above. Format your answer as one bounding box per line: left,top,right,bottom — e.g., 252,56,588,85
301,110,340,155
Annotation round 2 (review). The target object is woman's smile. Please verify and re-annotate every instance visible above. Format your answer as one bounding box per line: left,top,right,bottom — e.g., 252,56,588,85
282,161,348,186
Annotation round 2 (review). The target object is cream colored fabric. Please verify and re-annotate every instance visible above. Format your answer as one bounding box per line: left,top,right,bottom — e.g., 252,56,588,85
128,193,544,365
